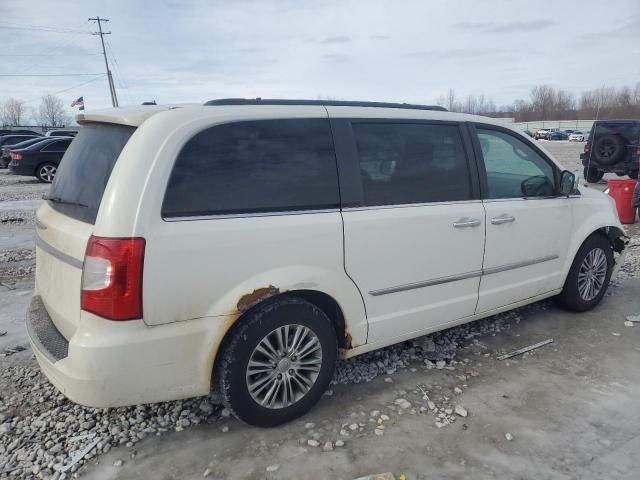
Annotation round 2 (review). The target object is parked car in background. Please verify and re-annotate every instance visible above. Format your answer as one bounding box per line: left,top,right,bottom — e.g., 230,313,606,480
581,120,640,182
535,128,551,139
45,129,78,137
0,129,41,136
8,136,73,182
548,131,569,141
569,131,585,142
0,134,41,152
27,100,627,427
1,137,47,168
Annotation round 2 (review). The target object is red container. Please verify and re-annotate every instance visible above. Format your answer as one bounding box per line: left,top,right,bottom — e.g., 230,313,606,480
607,179,637,224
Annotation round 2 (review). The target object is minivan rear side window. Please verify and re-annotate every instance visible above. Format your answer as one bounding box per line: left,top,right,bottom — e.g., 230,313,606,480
162,119,340,218
352,122,473,206
48,123,136,224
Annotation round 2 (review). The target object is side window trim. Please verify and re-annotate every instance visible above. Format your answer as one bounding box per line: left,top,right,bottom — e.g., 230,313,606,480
469,122,561,200
331,118,481,209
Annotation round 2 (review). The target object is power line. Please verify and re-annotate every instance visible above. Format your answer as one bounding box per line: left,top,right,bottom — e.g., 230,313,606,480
0,22,90,34
15,31,94,77
105,40,134,105
0,73,104,77
88,16,118,107
0,53,101,57
23,75,107,104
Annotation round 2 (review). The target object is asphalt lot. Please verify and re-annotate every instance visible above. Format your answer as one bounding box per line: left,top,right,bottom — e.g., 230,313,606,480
0,140,639,480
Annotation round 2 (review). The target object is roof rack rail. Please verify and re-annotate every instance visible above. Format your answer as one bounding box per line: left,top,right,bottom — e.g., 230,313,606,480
203,98,447,112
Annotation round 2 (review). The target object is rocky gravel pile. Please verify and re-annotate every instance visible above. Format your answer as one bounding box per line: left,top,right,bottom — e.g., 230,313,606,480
0,186,48,203
0,249,34,265
331,304,539,385
0,174,39,188
0,366,223,479
617,240,640,280
0,211,35,226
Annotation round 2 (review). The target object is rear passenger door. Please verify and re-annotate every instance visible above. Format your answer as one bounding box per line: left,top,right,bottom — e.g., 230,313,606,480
332,117,485,345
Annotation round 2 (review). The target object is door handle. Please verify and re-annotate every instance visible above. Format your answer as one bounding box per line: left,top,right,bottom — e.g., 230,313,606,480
453,217,482,228
491,214,515,225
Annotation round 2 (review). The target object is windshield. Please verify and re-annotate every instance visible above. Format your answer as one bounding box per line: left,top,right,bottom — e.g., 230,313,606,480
47,122,136,224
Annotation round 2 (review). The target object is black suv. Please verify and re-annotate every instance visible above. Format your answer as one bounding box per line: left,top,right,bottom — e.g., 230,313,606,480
581,120,640,182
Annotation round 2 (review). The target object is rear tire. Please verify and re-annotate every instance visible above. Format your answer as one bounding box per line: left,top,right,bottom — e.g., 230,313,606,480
217,296,337,427
593,134,625,165
36,163,57,183
556,234,613,312
584,166,604,183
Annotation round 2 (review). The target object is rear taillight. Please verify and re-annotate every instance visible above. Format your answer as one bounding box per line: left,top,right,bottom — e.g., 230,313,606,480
10,152,22,161
81,236,145,320
584,143,590,154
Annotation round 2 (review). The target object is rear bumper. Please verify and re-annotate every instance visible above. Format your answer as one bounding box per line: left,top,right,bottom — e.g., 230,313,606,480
8,162,32,176
27,295,229,408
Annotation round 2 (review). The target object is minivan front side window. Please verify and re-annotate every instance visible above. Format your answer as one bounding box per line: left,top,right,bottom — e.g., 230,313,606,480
477,128,556,199
352,122,473,206
162,119,340,218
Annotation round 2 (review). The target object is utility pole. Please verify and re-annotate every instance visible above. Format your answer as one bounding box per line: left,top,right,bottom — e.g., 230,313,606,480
88,16,119,107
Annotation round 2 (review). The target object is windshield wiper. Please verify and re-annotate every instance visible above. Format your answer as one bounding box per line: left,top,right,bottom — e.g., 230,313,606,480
44,196,89,208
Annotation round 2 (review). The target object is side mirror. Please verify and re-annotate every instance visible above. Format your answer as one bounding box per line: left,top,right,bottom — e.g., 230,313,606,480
559,170,576,196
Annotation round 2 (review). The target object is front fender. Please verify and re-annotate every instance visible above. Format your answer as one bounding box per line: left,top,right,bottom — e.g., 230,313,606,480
561,191,627,280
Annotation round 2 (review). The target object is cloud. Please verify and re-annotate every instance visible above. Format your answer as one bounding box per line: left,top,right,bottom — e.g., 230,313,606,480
370,35,390,41
408,48,509,60
321,53,351,63
319,35,351,44
456,19,555,34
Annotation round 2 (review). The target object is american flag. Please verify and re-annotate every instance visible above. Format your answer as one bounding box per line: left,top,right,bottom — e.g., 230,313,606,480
70,96,84,110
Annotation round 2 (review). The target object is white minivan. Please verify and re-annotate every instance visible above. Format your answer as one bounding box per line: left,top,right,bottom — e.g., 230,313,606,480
28,99,627,427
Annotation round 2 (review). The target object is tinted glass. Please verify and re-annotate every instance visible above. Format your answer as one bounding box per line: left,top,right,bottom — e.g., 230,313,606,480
48,123,135,224
4,137,42,149
162,119,339,217
0,135,35,146
42,139,71,152
478,128,556,199
352,122,472,206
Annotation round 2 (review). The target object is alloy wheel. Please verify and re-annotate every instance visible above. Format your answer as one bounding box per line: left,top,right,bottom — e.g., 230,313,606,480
246,324,322,409
577,247,607,301
39,165,56,183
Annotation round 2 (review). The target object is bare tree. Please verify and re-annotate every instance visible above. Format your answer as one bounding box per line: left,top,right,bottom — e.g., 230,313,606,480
530,85,556,120
555,90,576,118
446,88,457,112
0,98,27,126
36,94,71,127
633,82,640,105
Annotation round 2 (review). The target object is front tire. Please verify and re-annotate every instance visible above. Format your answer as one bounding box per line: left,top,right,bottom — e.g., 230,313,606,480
557,234,613,312
217,296,337,427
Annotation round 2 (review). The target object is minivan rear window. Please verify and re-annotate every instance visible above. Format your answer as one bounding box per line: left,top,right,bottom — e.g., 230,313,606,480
48,123,135,224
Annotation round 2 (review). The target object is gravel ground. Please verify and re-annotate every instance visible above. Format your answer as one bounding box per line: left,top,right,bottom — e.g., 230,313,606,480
0,302,542,480
1,140,639,479
0,171,40,188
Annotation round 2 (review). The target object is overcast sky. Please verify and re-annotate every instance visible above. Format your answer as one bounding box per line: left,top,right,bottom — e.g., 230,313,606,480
1,0,639,116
